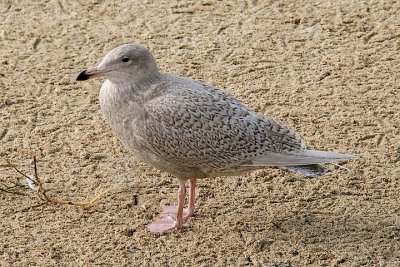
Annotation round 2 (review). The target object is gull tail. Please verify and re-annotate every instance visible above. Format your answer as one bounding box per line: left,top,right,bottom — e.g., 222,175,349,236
278,150,356,177
295,149,356,164
250,149,356,167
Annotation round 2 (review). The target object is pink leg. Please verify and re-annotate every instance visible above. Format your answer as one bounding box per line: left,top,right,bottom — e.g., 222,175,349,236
160,179,196,221
174,181,186,229
146,179,197,234
184,179,196,220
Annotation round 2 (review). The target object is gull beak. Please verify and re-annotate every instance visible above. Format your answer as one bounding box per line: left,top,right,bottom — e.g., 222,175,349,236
76,67,108,81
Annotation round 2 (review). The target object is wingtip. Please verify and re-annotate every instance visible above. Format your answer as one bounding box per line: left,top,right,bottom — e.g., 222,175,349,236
303,150,357,161
339,152,357,160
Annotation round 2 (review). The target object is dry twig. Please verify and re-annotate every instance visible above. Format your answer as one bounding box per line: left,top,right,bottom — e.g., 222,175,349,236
1,156,109,210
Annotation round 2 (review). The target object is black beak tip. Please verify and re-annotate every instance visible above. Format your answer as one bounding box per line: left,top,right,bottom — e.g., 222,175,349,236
76,70,90,81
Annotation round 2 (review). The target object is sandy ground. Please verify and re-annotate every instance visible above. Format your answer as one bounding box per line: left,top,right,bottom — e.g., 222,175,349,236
1,0,399,266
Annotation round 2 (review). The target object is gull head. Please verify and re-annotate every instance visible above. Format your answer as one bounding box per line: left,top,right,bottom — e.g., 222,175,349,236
76,44,159,85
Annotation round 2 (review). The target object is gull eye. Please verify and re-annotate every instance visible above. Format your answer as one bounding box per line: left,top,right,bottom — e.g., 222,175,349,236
122,57,130,63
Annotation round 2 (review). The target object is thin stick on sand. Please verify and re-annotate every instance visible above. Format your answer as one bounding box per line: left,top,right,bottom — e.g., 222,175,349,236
2,156,109,210
0,179,28,196
0,163,29,196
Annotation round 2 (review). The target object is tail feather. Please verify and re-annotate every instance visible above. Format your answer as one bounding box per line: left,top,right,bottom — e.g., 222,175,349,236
300,150,356,161
249,149,356,167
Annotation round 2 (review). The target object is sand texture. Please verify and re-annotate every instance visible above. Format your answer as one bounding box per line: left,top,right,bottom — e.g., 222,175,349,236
1,0,399,266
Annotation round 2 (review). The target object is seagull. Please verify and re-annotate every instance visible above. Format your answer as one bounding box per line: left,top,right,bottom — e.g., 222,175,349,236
76,44,355,233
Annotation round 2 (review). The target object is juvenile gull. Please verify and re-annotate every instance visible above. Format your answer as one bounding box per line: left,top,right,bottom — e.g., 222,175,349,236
76,44,355,233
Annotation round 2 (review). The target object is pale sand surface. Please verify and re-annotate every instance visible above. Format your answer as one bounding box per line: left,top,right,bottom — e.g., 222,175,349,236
1,0,399,266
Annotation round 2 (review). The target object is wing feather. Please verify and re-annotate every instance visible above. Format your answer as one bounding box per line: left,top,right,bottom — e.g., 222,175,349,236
141,74,304,173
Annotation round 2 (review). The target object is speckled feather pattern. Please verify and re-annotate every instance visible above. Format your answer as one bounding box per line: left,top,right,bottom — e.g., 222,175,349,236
144,74,305,173
96,44,353,180
100,72,305,178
